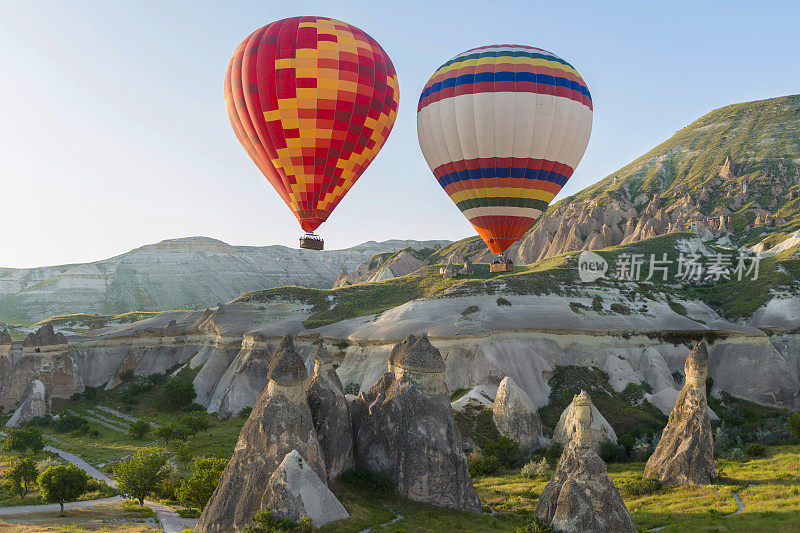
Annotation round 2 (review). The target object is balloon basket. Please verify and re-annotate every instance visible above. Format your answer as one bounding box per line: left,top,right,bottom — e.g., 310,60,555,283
300,234,324,250
490,257,514,273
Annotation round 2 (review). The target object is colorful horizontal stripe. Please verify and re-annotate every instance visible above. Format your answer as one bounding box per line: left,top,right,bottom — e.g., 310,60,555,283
417,44,593,254
418,47,592,112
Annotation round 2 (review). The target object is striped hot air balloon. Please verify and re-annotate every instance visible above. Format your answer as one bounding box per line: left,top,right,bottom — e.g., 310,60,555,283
417,44,592,255
225,17,399,249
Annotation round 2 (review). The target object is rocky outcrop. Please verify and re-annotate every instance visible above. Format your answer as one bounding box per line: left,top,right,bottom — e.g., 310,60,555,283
332,247,435,287
305,344,354,480
535,391,636,533
5,379,49,428
212,333,273,418
21,325,67,352
197,335,325,533
554,392,617,445
351,334,481,513
492,376,541,451
645,341,715,484
262,450,349,527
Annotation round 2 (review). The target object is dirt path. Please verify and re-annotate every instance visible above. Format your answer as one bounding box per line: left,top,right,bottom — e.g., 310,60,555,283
0,496,123,516
0,431,188,533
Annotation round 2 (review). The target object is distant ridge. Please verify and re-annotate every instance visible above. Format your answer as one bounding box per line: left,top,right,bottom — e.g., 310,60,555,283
0,236,449,324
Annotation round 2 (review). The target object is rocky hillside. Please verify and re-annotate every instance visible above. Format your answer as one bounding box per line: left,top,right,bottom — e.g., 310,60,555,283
337,95,800,288
0,237,448,324
3,230,798,429
505,94,800,263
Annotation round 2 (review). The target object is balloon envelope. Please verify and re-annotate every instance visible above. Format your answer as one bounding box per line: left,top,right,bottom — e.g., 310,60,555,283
417,44,592,253
225,16,399,233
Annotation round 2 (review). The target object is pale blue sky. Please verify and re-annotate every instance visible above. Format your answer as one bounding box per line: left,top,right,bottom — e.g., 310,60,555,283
1,0,799,267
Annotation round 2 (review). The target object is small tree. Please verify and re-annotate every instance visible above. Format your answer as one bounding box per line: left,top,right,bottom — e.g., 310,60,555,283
128,420,151,440
788,413,800,443
37,464,89,515
154,424,175,444
175,442,193,465
159,376,197,411
3,457,39,498
113,446,169,506
1,427,45,456
174,456,228,510
179,413,210,436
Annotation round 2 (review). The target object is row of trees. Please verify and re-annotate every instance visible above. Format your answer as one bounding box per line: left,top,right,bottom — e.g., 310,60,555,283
113,447,227,510
128,412,210,441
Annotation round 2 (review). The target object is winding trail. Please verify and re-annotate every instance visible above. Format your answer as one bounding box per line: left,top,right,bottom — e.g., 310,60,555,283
647,483,758,531
0,430,188,533
357,506,404,533
725,484,756,518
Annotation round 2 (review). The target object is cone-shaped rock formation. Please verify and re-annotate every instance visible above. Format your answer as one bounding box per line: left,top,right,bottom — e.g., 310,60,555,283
305,344,354,480
644,341,715,484
196,335,325,533
351,334,481,513
535,391,636,533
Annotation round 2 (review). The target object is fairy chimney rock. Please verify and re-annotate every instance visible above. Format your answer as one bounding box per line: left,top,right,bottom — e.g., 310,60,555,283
644,341,715,484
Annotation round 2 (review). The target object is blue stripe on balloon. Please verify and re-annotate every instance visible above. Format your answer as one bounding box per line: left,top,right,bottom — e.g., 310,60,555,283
419,72,591,103
436,166,569,188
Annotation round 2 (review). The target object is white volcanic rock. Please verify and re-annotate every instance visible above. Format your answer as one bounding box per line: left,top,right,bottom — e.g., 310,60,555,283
645,342,715,484
645,387,719,422
5,379,49,428
262,450,349,527
492,377,541,451
0,237,449,323
535,391,635,533
554,393,618,445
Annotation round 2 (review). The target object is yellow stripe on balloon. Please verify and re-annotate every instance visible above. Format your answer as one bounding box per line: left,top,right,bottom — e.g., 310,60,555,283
433,56,580,79
447,187,556,204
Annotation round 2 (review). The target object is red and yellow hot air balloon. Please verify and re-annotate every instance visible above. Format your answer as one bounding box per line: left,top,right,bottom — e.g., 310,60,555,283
225,16,399,250
417,45,592,265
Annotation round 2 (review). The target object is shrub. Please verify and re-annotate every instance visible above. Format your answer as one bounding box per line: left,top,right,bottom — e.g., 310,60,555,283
610,303,631,315
174,456,228,511
483,436,523,468
343,383,360,396
119,369,135,382
26,416,53,428
516,517,556,533
159,375,197,411
745,443,767,458
598,439,627,463
245,510,297,532
238,407,253,419
179,413,210,436
468,453,502,477
337,468,396,497
788,413,800,442
544,441,563,464
54,415,90,434
496,297,512,307
128,420,151,440
178,508,201,518
592,295,604,312
520,458,551,480
632,434,657,462
618,475,661,496
175,443,193,465
461,305,480,317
